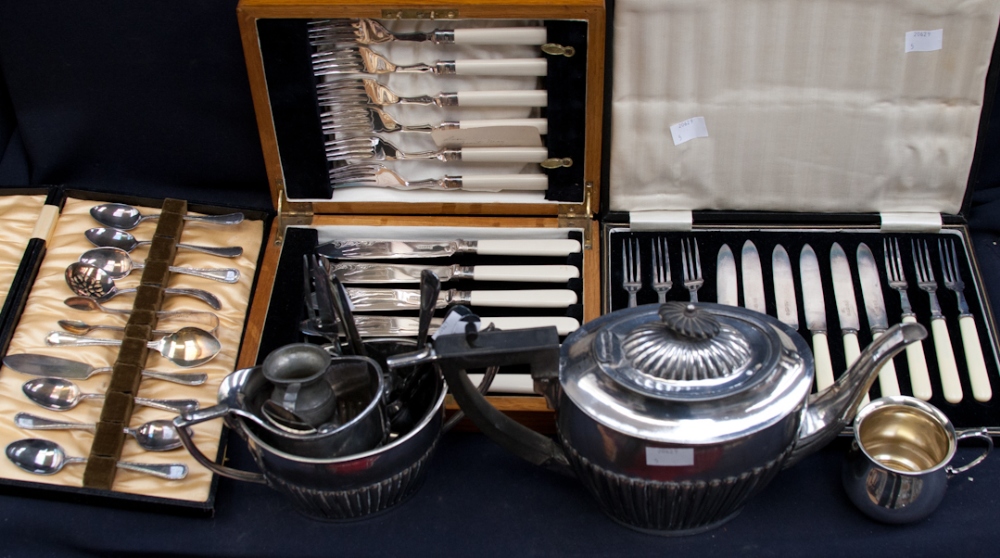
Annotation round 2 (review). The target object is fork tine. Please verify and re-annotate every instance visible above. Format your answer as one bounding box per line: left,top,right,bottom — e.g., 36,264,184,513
633,238,641,280
693,240,702,279
922,240,935,281
663,238,670,279
948,239,963,284
910,240,923,281
938,239,951,282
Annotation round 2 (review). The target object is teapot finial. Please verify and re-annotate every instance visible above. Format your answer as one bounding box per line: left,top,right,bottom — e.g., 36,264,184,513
659,301,720,339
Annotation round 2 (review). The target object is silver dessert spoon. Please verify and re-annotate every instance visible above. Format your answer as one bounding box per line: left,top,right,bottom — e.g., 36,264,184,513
65,262,222,310
22,377,199,414
62,296,220,331
85,227,243,258
45,326,222,368
3,353,207,386
80,247,240,283
6,438,187,479
90,203,243,230
14,412,188,452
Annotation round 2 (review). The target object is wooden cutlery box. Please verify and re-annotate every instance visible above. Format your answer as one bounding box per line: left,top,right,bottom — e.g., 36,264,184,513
601,0,1000,432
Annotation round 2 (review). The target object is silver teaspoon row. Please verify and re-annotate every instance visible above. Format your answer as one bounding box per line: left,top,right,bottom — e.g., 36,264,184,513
90,202,243,230
45,327,222,368
62,296,220,331
6,438,187,479
80,247,240,283
22,378,200,414
14,413,186,452
85,227,243,258
65,262,222,310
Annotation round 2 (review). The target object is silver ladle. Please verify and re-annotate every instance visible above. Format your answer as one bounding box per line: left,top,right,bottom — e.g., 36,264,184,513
85,227,243,258
22,377,200,414
65,262,222,310
80,247,240,283
63,296,220,331
6,438,187,479
14,412,188,452
90,203,244,231
45,326,222,368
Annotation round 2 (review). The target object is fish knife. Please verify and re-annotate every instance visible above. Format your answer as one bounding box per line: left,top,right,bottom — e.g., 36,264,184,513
346,288,578,311
772,245,798,329
317,238,581,260
328,262,579,283
716,244,738,306
856,243,901,397
800,244,835,390
741,241,766,314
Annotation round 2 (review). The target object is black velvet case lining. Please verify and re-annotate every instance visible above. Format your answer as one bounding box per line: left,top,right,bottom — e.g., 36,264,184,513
256,18,590,203
82,199,186,489
606,226,1000,430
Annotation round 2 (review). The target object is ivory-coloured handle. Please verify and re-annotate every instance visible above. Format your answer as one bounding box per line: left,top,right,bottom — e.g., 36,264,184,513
959,315,992,402
453,59,547,76
459,118,548,134
903,315,933,400
460,175,548,192
474,239,580,257
452,27,548,45
460,147,549,163
469,289,577,308
456,90,548,107
465,373,534,394
843,332,867,405
931,318,963,404
478,316,580,336
871,331,902,397
472,265,579,283
813,332,835,391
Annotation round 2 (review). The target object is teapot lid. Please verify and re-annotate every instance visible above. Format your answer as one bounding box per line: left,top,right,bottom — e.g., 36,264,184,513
560,302,814,443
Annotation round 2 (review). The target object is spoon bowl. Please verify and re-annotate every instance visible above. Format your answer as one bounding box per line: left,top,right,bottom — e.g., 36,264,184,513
79,247,240,283
14,413,189,452
85,227,243,258
90,203,244,231
65,262,222,310
6,438,187,479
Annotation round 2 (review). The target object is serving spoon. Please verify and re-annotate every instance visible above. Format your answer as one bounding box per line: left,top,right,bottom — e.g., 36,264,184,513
22,378,199,414
85,227,243,258
90,203,244,230
80,247,240,283
6,438,187,479
45,326,222,368
65,263,222,310
63,296,220,331
14,412,188,452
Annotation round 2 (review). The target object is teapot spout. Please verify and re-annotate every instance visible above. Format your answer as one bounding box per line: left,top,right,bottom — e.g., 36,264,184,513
786,322,926,468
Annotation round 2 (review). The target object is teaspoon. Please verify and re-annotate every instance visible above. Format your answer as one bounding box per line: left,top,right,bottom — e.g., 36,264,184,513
22,377,200,414
65,262,222,310
3,353,207,386
45,326,222,368
14,412,188,452
6,438,187,479
63,296,220,331
85,227,243,258
80,247,240,283
90,203,244,231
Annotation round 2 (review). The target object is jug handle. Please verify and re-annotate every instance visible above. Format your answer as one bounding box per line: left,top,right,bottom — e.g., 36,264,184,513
174,405,267,484
947,428,993,476
429,327,573,475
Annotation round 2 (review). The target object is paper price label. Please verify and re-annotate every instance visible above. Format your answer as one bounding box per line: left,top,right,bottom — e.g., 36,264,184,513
905,29,943,53
670,117,709,146
645,447,695,467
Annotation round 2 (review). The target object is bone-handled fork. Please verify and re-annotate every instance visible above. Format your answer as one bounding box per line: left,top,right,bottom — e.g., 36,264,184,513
681,238,703,302
884,239,932,400
622,238,641,308
328,163,549,192
316,79,548,108
912,239,962,403
312,46,548,77
307,19,549,47
940,238,991,402
652,237,671,303
325,136,553,165
321,105,549,136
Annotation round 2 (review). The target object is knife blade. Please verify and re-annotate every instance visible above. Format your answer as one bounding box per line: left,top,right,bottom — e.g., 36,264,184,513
716,244,738,306
340,315,581,337
772,245,798,329
328,262,580,284
830,243,862,366
317,238,581,260
347,288,578,311
2,353,206,385
857,243,901,397
741,240,766,313
799,244,834,390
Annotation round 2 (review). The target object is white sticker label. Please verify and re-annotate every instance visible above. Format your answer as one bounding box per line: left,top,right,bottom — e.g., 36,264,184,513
905,29,943,53
669,117,709,146
645,447,695,467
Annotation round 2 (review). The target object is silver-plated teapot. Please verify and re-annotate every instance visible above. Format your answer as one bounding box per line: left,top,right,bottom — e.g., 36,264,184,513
390,302,925,534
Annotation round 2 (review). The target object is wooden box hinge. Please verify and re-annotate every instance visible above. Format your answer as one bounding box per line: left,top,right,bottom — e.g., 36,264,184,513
558,182,594,249
275,180,313,246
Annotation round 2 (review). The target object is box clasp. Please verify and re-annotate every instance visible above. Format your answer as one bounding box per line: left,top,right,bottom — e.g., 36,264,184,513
630,210,694,232
276,181,313,246
880,212,942,233
558,182,593,249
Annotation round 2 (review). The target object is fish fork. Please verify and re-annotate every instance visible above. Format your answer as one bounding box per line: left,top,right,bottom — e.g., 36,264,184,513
681,238,703,302
320,105,548,136
316,78,548,108
325,135,551,164
307,19,548,47
328,163,549,192
651,238,671,303
939,238,991,401
912,239,962,403
884,239,932,400
622,238,641,308
312,45,548,77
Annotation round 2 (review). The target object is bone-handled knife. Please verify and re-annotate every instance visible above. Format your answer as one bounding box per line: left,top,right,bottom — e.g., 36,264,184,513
830,243,866,404
317,238,581,260
716,244,738,306
347,315,581,337
741,240,766,314
347,288,577,311
857,243,901,397
772,245,799,329
800,244,835,391
329,262,580,284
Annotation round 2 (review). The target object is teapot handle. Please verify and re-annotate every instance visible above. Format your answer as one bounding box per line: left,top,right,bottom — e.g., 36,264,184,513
396,326,572,475
173,405,267,484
